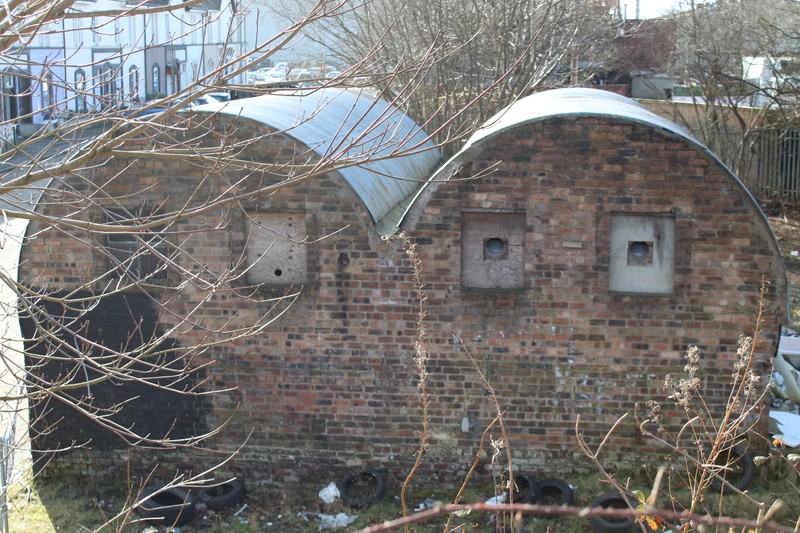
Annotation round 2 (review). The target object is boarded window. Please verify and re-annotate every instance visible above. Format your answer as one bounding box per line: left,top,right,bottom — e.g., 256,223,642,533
104,207,168,283
461,211,525,289
609,213,675,294
245,211,308,285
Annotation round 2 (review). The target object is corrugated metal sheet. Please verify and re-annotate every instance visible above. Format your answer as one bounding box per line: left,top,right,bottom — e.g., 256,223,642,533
465,87,700,150
194,88,441,226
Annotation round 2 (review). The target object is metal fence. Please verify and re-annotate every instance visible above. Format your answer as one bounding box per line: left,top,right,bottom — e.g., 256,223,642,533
746,128,800,201
0,416,13,533
0,385,21,533
679,125,800,203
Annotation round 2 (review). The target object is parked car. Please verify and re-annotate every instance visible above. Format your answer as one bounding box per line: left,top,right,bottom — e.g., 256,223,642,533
206,91,231,102
263,71,286,83
246,68,272,84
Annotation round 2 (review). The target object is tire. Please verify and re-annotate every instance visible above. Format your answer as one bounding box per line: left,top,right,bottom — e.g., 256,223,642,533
200,477,245,511
135,486,196,527
507,473,537,504
587,493,637,533
338,467,386,509
708,445,755,492
532,478,574,507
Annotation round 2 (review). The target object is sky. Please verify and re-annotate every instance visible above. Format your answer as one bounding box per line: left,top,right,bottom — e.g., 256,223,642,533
621,0,690,19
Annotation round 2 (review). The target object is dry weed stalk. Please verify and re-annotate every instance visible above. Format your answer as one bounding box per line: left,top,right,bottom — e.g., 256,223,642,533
389,232,522,532
578,280,795,532
388,233,431,531
446,338,519,533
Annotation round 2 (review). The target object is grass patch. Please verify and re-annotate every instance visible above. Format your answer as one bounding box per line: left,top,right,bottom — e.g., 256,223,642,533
8,463,799,532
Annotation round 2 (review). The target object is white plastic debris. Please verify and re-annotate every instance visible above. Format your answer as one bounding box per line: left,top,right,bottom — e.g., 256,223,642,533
484,493,507,505
318,482,340,504
298,511,357,531
414,497,440,511
770,409,800,447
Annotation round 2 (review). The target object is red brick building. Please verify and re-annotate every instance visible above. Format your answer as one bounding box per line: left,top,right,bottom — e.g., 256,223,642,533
19,88,787,486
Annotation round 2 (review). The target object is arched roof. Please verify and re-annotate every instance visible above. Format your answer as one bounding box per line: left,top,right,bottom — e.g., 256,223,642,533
405,88,771,231
401,87,788,319
464,87,699,150
194,88,441,231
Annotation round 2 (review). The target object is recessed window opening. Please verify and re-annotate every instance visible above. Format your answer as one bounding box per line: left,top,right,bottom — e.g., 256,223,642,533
609,213,675,295
461,211,525,289
484,237,508,260
244,211,308,285
104,206,168,282
627,241,653,266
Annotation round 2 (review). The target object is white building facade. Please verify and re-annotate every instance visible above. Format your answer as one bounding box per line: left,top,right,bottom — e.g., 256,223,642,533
0,0,246,139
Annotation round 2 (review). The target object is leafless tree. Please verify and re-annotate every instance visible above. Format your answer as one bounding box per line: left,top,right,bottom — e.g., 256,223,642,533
0,0,476,525
275,0,621,155
2,0,615,461
666,0,800,201
0,1,797,532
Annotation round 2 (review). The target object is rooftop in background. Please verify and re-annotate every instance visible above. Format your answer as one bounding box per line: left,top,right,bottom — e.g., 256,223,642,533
624,0,696,19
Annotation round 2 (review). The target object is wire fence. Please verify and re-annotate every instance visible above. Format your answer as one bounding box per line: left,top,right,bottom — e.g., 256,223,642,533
746,128,800,201
0,385,22,533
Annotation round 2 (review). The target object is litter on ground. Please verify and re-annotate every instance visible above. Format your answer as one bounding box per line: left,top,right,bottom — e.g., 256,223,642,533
318,482,340,504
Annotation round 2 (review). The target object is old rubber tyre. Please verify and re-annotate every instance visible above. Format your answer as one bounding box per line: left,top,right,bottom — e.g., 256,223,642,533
507,473,537,504
532,478,574,507
588,493,637,533
201,477,245,511
338,467,386,509
708,445,755,492
136,486,196,527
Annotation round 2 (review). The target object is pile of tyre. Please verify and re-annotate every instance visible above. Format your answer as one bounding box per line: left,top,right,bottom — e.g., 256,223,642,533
135,477,245,528
506,474,647,533
510,445,754,533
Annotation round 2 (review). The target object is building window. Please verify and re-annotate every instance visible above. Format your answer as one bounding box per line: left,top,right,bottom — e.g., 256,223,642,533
609,213,675,294
128,66,140,102
97,62,116,109
91,17,100,44
461,211,525,289
152,64,160,95
74,69,87,113
104,207,168,283
244,211,308,285
39,69,54,119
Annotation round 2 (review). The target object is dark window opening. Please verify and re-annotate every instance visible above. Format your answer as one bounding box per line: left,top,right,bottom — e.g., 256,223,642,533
627,240,653,266
484,237,509,260
104,207,168,282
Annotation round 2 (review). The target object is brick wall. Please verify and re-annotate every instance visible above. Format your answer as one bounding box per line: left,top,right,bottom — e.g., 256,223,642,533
19,112,786,488
401,116,785,471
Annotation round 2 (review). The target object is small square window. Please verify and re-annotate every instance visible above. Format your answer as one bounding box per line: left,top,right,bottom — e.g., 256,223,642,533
609,214,675,294
244,211,308,285
462,212,525,289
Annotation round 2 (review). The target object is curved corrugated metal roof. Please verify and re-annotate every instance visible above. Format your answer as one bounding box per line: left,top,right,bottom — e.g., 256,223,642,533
194,88,441,228
466,87,700,149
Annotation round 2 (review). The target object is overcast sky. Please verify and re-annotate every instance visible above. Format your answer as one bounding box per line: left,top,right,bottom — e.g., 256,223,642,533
622,0,689,19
